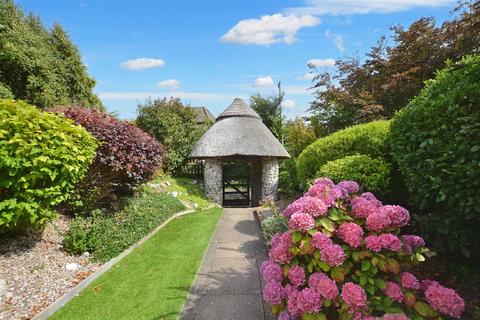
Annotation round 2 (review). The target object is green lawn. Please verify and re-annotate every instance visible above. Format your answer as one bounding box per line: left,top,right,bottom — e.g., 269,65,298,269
50,208,223,320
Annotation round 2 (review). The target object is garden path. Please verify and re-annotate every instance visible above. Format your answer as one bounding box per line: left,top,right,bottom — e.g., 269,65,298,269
181,208,274,320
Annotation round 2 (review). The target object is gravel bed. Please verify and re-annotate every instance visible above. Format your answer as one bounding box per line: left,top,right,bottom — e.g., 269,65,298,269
0,215,101,320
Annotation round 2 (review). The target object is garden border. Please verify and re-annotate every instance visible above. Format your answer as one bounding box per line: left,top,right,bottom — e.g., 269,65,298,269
33,207,203,320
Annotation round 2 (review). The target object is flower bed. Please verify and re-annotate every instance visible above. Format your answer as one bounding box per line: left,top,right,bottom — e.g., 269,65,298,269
261,178,465,319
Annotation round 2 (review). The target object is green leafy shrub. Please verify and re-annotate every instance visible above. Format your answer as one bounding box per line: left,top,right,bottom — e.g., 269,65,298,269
50,107,164,214
391,55,480,260
261,214,288,244
0,99,97,232
296,120,391,187
316,155,391,195
136,98,209,173
64,192,185,261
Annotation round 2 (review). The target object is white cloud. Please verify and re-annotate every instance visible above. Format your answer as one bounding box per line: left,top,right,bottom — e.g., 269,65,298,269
254,76,274,87
300,72,317,81
285,0,453,15
325,30,345,52
284,85,310,95
282,99,296,108
308,58,336,68
220,14,320,45
157,79,180,90
120,57,165,71
99,91,239,101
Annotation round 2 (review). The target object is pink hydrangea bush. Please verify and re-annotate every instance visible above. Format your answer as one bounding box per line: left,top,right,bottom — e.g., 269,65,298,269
262,178,465,319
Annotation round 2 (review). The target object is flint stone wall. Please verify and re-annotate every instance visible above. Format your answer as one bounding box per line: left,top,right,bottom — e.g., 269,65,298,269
261,157,279,201
203,158,222,204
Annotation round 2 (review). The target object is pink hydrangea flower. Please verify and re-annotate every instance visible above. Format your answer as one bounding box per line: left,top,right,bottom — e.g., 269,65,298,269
306,178,342,206
320,243,345,267
425,283,465,319
365,235,383,252
261,260,283,283
366,210,391,232
288,265,306,287
380,234,402,252
351,196,379,219
288,212,315,232
339,180,360,193
402,235,425,248
361,192,383,207
420,279,440,291
270,233,282,247
341,282,367,312
296,287,321,314
283,198,304,218
278,311,291,320
285,285,300,317
302,196,328,217
400,272,420,290
312,232,333,250
336,222,364,248
384,281,404,302
310,274,338,300
382,314,409,320
313,177,335,186
263,282,285,305
269,232,293,263
380,205,410,228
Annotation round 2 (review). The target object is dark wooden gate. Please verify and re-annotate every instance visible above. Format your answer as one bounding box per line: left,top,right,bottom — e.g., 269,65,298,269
222,161,251,207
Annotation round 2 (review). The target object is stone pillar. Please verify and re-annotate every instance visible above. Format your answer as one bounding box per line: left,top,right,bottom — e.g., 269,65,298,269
261,157,279,201
204,158,223,205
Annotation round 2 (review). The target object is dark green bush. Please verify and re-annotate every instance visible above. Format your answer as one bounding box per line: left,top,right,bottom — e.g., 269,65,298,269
296,120,391,187
316,155,391,194
0,100,97,232
64,192,185,261
391,55,480,259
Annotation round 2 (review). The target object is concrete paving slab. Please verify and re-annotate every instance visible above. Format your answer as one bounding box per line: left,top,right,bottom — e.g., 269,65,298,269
180,208,274,320
194,294,264,320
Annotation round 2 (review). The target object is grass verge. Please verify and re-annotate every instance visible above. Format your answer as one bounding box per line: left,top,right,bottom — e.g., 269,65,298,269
51,208,223,320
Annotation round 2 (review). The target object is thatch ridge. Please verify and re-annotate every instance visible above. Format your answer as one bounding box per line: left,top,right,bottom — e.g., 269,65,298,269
189,98,290,159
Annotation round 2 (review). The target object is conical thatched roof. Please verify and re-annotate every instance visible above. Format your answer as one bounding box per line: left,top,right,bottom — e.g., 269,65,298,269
189,98,290,159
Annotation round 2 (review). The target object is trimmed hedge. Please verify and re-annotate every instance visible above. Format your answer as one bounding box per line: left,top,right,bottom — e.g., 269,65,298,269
296,120,391,187
316,155,391,194
391,55,480,259
64,191,185,261
0,100,97,232
50,107,164,213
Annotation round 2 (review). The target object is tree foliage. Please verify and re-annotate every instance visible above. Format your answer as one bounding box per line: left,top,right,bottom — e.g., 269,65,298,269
0,0,102,109
250,84,285,141
309,1,480,133
136,97,208,174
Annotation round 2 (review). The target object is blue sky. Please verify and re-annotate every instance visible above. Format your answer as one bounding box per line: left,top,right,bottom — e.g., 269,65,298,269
17,0,455,119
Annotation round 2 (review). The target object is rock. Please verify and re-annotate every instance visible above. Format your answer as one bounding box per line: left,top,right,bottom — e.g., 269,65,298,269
168,191,179,198
193,203,199,208
0,278,7,300
165,181,172,186
65,263,79,271
81,252,90,257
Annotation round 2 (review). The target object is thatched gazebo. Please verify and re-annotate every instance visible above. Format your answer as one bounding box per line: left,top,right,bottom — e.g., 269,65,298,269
189,98,289,207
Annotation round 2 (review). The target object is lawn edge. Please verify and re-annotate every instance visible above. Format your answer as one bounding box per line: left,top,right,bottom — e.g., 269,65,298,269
33,206,208,320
